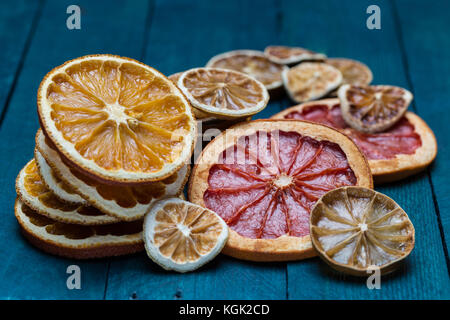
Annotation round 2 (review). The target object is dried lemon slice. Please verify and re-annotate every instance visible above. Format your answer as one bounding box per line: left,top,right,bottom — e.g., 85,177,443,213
264,45,326,65
16,159,119,225
206,50,288,90
326,58,372,86
282,62,342,103
37,54,196,184
143,198,228,272
338,84,413,133
178,68,269,119
310,186,414,276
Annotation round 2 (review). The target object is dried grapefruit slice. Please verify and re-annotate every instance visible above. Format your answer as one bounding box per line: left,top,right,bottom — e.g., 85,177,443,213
338,84,413,133
16,159,119,225
271,99,437,183
282,62,342,103
264,45,326,65
37,54,196,184
310,186,414,276
15,198,143,259
189,120,372,261
178,68,269,119
206,50,288,91
143,198,228,272
36,129,189,221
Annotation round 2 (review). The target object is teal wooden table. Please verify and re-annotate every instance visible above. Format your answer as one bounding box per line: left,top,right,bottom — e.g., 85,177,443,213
0,0,448,300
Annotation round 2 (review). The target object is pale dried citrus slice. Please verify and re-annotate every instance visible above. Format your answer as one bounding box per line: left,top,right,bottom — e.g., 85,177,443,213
15,198,143,259
271,99,437,183
310,186,414,276
143,198,228,272
282,62,342,103
189,120,372,261
16,159,119,225
264,45,326,65
326,58,372,86
206,50,288,90
338,84,413,133
37,54,196,184
36,129,189,221
178,68,269,119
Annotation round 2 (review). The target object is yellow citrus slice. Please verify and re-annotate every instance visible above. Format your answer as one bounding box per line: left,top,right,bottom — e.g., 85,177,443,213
310,186,415,276
338,84,413,133
206,50,288,90
326,58,373,86
16,159,119,225
37,54,196,184
178,68,269,119
15,198,143,259
36,129,189,221
264,45,326,65
282,62,342,103
143,198,228,272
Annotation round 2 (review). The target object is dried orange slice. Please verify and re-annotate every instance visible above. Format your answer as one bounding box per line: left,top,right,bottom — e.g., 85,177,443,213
143,198,228,272
37,54,196,184
326,58,372,86
36,129,189,221
15,198,143,259
178,68,269,119
264,45,326,65
206,50,288,90
189,120,372,261
310,186,415,276
338,84,413,133
16,159,119,225
282,62,342,103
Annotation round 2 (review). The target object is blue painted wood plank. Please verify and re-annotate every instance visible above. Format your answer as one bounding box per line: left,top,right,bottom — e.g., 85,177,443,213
280,0,449,299
105,0,287,300
0,0,150,299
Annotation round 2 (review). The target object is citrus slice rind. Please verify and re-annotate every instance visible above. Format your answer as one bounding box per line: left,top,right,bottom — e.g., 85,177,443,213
310,186,415,276
264,45,327,65
16,159,120,225
206,50,288,90
271,99,437,183
37,54,196,184
14,198,143,259
282,62,342,103
178,68,269,120
188,120,372,261
326,58,373,86
338,84,413,133
143,198,228,273
35,150,87,205
36,129,189,221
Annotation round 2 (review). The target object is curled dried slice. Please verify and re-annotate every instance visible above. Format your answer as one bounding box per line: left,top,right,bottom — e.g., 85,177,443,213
282,62,342,103
16,159,119,225
338,84,413,133
36,129,189,221
206,50,288,90
178,68,269,119
15,198,143,259
310,186,414,276
264,45,326,65
143,198,228,272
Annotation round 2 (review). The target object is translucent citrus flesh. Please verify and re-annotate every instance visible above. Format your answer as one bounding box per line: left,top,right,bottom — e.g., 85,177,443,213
20,202,141,240
203,130,357,239
326,59,371,85
266,46,318,59
182,69,265,111
46,60,192,173
311,188,414,269
208,54,284,87
153,202,224,263
284,104,421,160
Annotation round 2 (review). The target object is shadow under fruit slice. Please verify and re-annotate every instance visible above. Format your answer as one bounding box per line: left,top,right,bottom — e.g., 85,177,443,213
14,198,143,259
264,45,326,65
338,84,413,133
188,120,372,261
143,198,228,273
310,186,415,276
37,54,196,184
